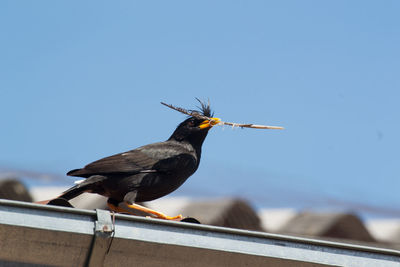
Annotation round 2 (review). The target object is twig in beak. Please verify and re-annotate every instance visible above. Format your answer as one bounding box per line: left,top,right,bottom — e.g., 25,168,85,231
161,102,284,130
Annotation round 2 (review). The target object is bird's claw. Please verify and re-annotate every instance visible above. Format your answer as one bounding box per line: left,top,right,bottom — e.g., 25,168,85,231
165,214,183,221
146,214,183,221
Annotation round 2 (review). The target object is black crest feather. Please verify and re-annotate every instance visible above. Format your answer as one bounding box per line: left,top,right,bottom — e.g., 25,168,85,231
189,98,213,118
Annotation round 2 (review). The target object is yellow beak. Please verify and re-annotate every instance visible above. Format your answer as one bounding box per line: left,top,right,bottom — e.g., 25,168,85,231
199,117,221,129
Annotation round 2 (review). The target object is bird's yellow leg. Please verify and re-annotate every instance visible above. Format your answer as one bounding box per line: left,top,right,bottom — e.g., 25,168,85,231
107,202,127,213
107,201,183,220
122,202,183,221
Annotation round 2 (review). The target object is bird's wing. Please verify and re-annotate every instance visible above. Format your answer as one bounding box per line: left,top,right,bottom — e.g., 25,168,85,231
67,149,158,177
67,142,195,178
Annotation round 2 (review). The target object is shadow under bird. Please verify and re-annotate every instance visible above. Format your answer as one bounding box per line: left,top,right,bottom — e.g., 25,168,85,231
38,100,220,220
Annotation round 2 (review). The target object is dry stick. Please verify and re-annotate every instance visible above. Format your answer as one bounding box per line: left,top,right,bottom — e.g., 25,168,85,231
161,102,284,130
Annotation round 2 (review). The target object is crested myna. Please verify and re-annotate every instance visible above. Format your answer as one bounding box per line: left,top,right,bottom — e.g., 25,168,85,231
40,100,220,220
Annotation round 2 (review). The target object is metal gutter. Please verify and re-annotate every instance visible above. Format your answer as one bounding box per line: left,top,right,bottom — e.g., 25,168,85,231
0,199,399,267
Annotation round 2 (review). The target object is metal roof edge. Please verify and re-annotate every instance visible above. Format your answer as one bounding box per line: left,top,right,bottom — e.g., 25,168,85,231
0,199,399,267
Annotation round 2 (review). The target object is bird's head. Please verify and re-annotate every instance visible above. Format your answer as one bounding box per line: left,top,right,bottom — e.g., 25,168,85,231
168,100,220,147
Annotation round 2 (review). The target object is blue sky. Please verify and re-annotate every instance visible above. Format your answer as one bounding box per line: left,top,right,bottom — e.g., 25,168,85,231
1,1,399,218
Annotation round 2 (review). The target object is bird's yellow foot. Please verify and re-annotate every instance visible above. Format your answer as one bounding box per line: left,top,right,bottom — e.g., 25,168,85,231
152,213,183,221
109,202,183,221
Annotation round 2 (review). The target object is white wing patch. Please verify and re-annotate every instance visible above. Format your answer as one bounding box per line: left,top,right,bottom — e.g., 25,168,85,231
74,179,85,185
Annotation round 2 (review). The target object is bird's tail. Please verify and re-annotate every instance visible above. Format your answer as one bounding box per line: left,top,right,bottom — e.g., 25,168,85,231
34,175,105,205
34,185,88,205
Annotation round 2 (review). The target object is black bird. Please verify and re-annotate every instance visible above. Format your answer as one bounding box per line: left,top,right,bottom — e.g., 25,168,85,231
40,101,220,220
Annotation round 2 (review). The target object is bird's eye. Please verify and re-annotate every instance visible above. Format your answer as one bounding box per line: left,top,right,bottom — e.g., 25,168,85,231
188,120,195,126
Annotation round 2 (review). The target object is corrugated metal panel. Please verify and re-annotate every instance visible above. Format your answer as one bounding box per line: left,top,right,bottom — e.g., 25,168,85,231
0,199,399,267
